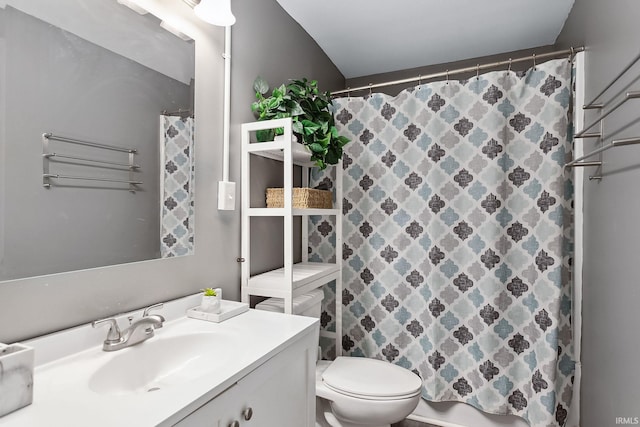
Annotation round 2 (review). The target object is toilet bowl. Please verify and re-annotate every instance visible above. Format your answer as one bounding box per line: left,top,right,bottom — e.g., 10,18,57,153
315,358,422,427
255,290,423,427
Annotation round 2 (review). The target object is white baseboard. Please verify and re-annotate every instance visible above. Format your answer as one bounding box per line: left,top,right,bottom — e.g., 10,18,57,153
406,414,467,427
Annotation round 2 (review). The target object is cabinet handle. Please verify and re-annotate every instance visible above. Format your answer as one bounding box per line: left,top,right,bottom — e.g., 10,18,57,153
228,421,240,427
243,407,253,421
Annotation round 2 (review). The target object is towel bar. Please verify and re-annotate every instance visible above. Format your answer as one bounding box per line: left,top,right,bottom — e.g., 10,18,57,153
43,174,142,185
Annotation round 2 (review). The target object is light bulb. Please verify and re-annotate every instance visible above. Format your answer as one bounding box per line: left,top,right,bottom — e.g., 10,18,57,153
194,0,236,26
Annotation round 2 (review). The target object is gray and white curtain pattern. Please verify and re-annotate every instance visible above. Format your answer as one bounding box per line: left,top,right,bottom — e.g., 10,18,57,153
160,115,195,258
310,58,575,426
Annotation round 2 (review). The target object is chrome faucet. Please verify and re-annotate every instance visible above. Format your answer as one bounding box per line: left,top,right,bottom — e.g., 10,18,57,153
92,303,165,352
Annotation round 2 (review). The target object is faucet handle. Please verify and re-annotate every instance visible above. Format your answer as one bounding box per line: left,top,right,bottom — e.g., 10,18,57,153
143,303,164,317
92,318,122,344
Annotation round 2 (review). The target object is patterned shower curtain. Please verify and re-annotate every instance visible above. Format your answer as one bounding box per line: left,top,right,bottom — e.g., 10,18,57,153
160,115,195,258
311,58,575,426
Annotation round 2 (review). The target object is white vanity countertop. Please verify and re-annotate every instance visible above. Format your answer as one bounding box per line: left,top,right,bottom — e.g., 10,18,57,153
0,299,318,427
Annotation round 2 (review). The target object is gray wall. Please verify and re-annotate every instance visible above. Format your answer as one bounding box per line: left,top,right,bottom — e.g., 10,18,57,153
0,0,343,342
555,3,640,426
230,0,344,276
0,7,191,281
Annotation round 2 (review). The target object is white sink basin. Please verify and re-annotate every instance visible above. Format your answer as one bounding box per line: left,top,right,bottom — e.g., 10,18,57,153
89,332,239,395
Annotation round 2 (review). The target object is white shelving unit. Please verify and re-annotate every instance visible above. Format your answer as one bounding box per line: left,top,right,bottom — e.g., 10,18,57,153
241,118,342,355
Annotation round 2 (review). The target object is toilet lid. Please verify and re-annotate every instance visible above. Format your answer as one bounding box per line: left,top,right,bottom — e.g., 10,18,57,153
321,357,422,399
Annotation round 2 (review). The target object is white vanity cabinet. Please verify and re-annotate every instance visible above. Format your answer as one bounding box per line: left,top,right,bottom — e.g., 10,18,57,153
0,301,318,427
173,326,316,427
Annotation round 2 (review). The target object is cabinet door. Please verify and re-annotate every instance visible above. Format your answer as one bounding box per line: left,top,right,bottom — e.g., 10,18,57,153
173,383,237,427
173,332,316,427
219,340,315,427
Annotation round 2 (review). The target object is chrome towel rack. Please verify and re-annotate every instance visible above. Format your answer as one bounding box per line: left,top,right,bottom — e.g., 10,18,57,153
583,51,640,109
574,91,640,138
567,51,640,180
42,133,142,192
565,137,640,168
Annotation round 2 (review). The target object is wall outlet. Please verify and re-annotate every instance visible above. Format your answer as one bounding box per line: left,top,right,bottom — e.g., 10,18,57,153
218,181,236,210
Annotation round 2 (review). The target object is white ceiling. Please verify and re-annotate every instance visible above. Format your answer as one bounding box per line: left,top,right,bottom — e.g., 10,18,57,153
276,0,575,79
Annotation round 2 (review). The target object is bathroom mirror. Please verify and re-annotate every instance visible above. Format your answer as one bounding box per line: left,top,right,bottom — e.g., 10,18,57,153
0,0,196,282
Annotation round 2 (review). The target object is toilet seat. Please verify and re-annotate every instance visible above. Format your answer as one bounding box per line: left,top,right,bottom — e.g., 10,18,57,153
321,357,422,401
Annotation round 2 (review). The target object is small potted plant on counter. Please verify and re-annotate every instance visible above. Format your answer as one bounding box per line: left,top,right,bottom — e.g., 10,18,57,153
199,288,221,314
251,76,350,170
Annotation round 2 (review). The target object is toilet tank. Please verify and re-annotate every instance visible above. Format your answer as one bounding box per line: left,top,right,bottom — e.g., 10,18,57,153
254,289,324,318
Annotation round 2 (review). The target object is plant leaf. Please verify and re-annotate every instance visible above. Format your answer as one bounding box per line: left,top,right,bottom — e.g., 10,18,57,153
288,83,304,97
320,121,329,134
289,101,304,116
309,143,325,153
272,84,286,98
292,120,304,134
337,136,350,147
317,134,331,147
253,76,269,95
301,120,321,135
325,146,341,165
256,129,275,142
267,97,280,109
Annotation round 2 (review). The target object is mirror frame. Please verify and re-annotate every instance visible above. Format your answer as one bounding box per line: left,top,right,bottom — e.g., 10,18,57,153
0,0,234,343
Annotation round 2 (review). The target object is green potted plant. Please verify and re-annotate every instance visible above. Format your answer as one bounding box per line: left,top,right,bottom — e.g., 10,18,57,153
251,76,350,170
199,287,221,314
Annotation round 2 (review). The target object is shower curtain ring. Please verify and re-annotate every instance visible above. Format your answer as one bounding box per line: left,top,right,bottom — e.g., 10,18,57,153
533,53,537,70
347,87,351,100
418,74,422,87
476,64,480,80
508,58,512,73
368,83,372,97
446,69,449,84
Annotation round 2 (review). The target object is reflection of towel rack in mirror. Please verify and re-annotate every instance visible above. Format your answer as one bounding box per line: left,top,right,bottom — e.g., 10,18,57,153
42,132,142,192
43,153,140,169
43,133,136,153
43,174,143,185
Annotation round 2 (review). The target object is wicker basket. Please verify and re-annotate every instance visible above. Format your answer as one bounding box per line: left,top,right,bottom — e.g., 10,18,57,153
266,188,333,209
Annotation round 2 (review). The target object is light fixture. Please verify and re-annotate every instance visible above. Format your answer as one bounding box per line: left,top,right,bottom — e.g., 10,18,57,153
194,0,236,26
160,21,193,41
117,0,148,15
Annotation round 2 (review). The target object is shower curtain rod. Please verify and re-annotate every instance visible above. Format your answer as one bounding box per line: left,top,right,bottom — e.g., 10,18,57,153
332,46,585,95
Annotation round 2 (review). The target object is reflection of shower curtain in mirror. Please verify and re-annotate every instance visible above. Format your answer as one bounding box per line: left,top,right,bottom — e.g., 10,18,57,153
160,115,195,258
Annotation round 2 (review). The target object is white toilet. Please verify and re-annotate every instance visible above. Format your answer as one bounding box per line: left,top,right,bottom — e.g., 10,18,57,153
255,290,423,427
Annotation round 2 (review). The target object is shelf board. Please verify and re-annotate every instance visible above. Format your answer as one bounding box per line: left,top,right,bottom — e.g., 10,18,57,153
247,262,339,295
248,208,339,217
319,330,337,339
293,208,339,216
248,142,316,167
